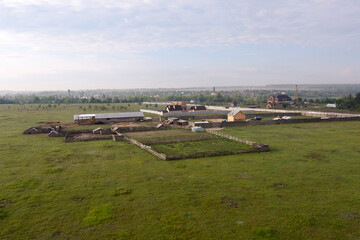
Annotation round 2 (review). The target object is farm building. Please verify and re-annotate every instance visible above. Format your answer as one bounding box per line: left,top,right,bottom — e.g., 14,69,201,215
164,105,183,113
267,93,293,108
189,106,207,112
227,110,246,122
171,101,187,110
74,112,144,124
92,127,105,134
192,126,205,132
156,124,166,129
177,119,189,126
326,103,336,108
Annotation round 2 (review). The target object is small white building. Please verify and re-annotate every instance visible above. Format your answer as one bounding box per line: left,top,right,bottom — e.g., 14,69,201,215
326,103,336,108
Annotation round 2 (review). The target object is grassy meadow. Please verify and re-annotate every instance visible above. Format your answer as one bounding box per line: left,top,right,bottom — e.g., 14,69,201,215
0,104,360,239
151,138,252,159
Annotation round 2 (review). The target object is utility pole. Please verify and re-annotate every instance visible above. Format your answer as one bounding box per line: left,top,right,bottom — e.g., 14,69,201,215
296,85,299,107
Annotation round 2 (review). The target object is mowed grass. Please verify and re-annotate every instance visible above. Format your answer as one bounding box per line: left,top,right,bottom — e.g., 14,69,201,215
151,138,252,159
127,129,212,142
0,104,360,239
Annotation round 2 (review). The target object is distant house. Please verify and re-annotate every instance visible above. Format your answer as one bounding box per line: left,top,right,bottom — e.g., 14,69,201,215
227,110,246,122
230,101,238,107
189,105,207,112
74,112,144,125
267,93,293,108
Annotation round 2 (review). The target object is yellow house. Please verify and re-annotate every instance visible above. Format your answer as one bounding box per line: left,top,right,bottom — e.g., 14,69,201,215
227,110,246,122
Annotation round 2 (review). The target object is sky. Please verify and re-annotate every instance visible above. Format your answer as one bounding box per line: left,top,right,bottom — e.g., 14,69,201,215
0,0,359,91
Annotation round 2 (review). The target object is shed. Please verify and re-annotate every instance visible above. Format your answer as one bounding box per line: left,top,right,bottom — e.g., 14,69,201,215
48,130,59,137
93,127,105,134
27,127,39,134
168,117,179,124
227,110,246,122
177,119,189,126
194,121,209,124
192,126,205,133
156,124,166,129
74,112,144,124
326,103,336,108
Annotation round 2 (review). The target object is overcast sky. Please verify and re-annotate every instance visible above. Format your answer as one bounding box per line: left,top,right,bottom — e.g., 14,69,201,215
0,0,359,91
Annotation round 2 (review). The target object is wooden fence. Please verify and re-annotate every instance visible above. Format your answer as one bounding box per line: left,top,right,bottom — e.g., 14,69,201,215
124,136,167,160
140,135,215,145
206,106,360,118
194,116,360,128
206,129,269,151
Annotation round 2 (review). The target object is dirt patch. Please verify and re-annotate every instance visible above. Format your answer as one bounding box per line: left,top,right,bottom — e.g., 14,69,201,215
141,135,215,145
340,212,359,220
209,128,224,131
205,118,225,123
112,122,141,127
72,196,86,202
236,174,252,179
271,182,289,189
61,122,77,127
0,199,12,208
37,121,77,127
124,129,195,138
65,133,116,142
221,197,238,208
37,121,61,124
304,152,327,161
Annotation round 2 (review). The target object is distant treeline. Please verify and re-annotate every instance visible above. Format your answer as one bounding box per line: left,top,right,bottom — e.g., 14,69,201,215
334,93,360,110
1,92,359,110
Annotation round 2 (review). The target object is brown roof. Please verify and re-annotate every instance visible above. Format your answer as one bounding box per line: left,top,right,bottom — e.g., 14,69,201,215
190,105,207,111
269,94,292,102
166,105,183,111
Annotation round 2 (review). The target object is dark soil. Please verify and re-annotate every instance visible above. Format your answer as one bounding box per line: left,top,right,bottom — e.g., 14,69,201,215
221,197,238,208
271,182,289,189
0,199,12,208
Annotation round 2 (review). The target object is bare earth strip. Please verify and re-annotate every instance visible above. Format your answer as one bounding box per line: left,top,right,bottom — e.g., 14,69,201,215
124,129,195,138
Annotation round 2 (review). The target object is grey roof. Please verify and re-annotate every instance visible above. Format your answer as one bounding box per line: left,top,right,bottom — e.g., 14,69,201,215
74,112,144,120
228,110,244,116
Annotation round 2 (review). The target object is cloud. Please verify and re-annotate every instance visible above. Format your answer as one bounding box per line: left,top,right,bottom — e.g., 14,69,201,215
0,0,359,54
0,0,359,90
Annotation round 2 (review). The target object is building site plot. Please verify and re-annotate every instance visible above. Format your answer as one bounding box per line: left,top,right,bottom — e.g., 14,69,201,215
149,138,254,160
124,129,196,139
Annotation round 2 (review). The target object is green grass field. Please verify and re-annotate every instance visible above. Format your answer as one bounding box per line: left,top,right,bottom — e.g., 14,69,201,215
151,138,252,159
1,104,360,239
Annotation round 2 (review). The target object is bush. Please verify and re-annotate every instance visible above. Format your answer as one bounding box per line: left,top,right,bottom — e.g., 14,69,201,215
0,209,7,220
113,187,132,196
83,203,113,226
